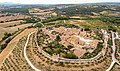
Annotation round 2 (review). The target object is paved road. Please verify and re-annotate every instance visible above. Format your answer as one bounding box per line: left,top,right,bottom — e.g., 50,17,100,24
106,31,120,71
24,32,41,71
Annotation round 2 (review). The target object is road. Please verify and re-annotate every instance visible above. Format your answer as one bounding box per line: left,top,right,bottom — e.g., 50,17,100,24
106,31,120,71
24,32,41,71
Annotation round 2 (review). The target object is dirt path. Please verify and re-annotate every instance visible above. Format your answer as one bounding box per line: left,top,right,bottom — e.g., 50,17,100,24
24,32,41,71
0,28,36,65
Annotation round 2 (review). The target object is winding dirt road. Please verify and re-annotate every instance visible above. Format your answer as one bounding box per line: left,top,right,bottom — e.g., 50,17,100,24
24,32,41,71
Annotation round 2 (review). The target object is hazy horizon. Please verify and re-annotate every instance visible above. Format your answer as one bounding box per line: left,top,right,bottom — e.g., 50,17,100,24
0,0,120,4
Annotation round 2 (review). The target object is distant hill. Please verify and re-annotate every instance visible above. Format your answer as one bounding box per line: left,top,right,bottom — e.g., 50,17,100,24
86,2,120,5
0,2,120,5
0,2,21,5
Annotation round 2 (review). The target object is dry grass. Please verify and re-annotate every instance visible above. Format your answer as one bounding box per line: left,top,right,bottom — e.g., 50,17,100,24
0,14,29,22
5,23,32,31
0,20,24,28
0,23,32,40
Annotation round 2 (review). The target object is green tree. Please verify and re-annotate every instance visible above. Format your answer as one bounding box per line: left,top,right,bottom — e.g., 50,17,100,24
55,35,61,41
2,32,11,40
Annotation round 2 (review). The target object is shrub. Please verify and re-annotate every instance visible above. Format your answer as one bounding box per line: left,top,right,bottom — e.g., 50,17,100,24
34,23,44,28
0,21,4,23
2,32,11,40
63,52,78,59
0,43,7,50
14,24,16,26
67,45,74,50
27,26,33,28
24,18,39,23
55,35,61,41
5,38,12,43
58,62,64,67
84,28,90,31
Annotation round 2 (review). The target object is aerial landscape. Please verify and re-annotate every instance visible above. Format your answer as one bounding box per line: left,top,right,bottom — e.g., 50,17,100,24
0,0,120,71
